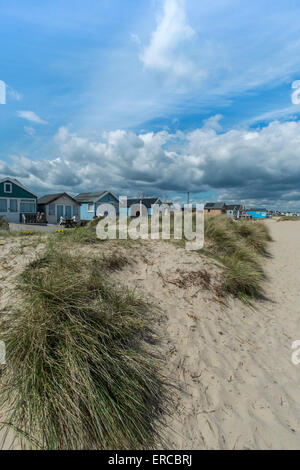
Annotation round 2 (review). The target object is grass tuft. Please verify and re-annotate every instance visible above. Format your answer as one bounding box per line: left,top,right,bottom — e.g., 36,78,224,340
0,246,168,450
0,216,9,231
57,225,100,244
277,216,300,222
203,216,271,301
101,252,130,271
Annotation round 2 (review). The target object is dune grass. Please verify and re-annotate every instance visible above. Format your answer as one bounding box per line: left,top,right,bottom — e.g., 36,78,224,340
56,225,99,244
0,243,168,450
204,216,272,302
0,216,9,231
277,216,300,222
57,215,271,302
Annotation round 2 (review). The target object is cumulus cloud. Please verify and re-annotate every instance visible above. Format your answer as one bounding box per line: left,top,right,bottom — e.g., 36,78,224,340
3,120,300,208
17,110,47,124
140,0,200,78
202,114,223,131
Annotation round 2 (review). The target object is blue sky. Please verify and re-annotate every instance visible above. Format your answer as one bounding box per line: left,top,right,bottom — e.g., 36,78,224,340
1,0,300,208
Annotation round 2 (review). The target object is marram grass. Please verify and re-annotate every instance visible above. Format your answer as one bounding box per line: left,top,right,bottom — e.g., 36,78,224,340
0,248,168,450
203,215,272,302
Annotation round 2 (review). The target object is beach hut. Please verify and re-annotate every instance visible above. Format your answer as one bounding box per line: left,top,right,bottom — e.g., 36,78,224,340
121,197,162,218
204,202,226,215
226,204,244,220
0,177,37,223
38,193,81,224
74,191,119,221
245,208,267,219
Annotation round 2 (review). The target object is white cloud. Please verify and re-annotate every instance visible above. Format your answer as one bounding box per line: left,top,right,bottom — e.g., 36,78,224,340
202,114,223,131
17,110,47,124
3,119,300,209
248,105,300,126
140,0,200,78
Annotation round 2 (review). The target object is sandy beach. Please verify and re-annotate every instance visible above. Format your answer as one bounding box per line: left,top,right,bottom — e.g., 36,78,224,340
1,219,300,449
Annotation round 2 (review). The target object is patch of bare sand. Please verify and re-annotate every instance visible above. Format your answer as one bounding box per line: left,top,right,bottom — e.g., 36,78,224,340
0,235,47,450
0,236,46,311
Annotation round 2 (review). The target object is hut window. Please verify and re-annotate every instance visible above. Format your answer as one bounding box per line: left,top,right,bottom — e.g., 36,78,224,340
73,205,79,216
49,204,55,215
20,200,36,213
88,203,94,213
10,200,18,212
0,199,7,212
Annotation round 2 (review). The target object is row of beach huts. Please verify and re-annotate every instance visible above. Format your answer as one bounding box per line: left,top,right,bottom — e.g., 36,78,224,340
0,177,294,227
204,202,268,220
0,177,162,225
204,202,300,219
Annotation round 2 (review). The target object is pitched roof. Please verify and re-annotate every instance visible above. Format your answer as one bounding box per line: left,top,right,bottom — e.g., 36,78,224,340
38,193,79,205
124,197,162,209
247,208,267,212
204,202,226,210
226,204,244,211
74,191,118,203
0,177,37,197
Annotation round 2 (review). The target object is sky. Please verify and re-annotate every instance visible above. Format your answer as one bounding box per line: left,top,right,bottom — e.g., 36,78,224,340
1,0,300,209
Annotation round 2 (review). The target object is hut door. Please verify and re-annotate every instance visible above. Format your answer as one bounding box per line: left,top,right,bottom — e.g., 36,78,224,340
65,206,72,218
57,205,64,223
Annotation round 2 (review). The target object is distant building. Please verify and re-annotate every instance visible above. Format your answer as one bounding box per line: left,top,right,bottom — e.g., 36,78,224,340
204,202,226,215
74,191,119,221
245,208,268,219
0,177,37,223
38,193,81,224
120,197,162,218
226,204,244,220
283,211,300,217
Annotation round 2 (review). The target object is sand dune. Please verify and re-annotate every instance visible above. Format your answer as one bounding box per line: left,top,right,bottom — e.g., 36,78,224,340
1,219,300,449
